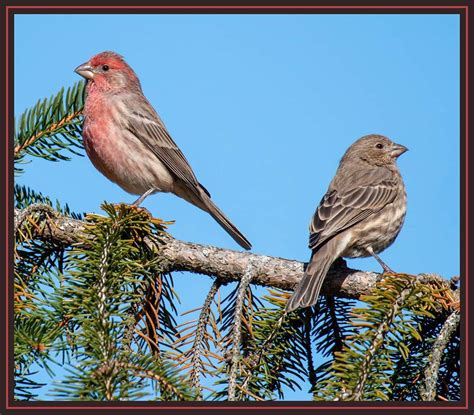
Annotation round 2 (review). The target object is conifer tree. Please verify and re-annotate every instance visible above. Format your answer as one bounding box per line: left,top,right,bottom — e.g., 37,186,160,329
14,82,460,401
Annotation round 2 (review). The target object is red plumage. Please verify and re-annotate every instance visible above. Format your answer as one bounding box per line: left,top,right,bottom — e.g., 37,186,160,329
75,51,252,250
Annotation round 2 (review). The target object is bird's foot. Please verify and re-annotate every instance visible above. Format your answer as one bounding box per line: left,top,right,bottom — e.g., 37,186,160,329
129,204,152,218
367,247,395,275
381,264,395,275
131,188,156,207
112,202,128,210
112,202,152,218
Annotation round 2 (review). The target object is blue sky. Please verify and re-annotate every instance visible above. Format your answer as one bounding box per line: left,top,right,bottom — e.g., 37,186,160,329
14,13,460,400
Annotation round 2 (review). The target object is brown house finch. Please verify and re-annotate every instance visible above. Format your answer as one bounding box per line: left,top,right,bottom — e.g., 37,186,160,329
74,51,251,250
286,134,408,312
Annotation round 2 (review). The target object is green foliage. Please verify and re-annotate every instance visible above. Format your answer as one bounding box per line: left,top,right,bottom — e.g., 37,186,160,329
14,264,64,402
237,290,309,399
14,196,191,400
52,203,191,400
14,81,85,174
15,184,83,219
14,193,73,399
437,322,460,401
170,280,224,399
311,296,357,389
13,82,461,402
389,311,460,401
313,274,453,401
14,370,46,401
210,288,309,400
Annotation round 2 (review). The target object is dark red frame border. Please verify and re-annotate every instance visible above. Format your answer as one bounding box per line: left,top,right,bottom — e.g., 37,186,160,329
1,3,470,415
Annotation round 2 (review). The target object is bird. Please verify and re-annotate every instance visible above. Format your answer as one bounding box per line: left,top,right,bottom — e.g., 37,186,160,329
74,51,251,250
286,134,408,312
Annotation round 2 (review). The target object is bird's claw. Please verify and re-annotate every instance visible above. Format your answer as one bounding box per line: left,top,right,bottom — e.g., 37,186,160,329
129,204,152,217
112,202,152,218
382,265,395,275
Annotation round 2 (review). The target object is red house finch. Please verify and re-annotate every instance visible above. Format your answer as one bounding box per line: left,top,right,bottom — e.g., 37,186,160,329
286,134,408,312
74,51,251,250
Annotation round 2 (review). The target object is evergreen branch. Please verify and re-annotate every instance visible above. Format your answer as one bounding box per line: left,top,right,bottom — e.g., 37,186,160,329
13,205,457,307
14,109,83,156
14,370,46,401
234,383,265,401
436,321,460,401
52,203,176,400
326,296,344,355
189,279,221,399
14,81,85,172
314,274,449,401
228,258,255,401
419,310,460,401
351,279,416,401
15,204,78,246
311,296,356,395
14,184,83,219
142,277,163,355
238,310,286,395
14,203,56,239
115,361,189,401
388,307,460,401
14,202,460,401
97,229,113,361
235,290,306,400
303,308,317,390
132,273,179,356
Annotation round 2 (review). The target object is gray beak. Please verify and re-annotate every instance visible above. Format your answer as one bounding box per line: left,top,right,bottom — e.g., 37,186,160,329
74,62,95,80
391,143,408,158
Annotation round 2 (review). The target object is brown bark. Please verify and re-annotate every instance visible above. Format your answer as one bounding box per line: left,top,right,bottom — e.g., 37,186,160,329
14,204,453,301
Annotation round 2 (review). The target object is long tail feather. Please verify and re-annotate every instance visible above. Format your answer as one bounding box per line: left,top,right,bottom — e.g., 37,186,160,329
286,246,336,312
198,188,252,250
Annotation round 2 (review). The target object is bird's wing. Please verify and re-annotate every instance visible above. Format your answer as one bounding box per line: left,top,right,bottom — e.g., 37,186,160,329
125,105,209,197
121,99,251,250
309,178,398,251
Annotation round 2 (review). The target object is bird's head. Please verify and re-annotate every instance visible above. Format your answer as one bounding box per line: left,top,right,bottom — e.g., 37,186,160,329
342,134,408,167
74,51,141,91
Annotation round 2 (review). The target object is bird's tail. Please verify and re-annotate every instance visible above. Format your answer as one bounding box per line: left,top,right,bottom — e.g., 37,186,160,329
197,187,252,250
285,245,336,312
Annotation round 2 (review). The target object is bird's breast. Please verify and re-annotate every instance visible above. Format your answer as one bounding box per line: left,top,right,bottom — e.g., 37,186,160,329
82,101,175,195
342,186,407,258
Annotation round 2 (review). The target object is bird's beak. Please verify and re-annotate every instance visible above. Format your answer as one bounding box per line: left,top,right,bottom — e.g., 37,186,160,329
74,62,95,80
391,143,408,158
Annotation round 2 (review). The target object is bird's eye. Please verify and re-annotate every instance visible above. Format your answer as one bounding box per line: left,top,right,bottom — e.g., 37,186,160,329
102,64,109,71
376,143,384,149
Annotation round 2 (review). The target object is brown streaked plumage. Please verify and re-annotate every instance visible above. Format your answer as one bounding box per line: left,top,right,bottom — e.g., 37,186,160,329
74,51,251,250
286,134,408,312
